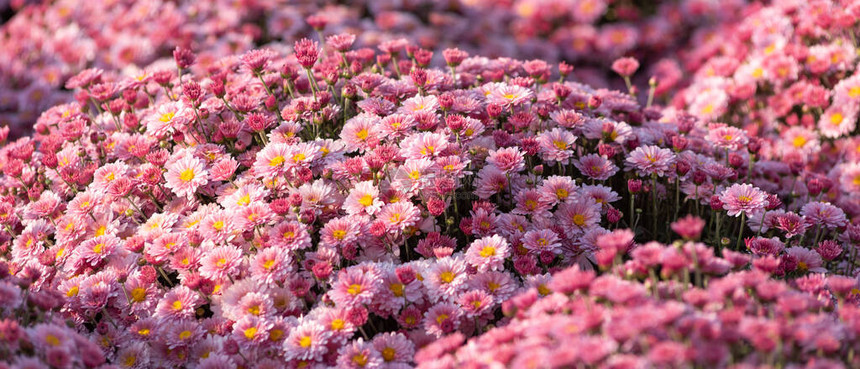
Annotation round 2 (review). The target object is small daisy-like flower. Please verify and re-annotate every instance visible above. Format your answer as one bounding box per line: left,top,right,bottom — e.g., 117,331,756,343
156,286,202,319
786,247,827,273
283,320,332,361
538,175,577,205
424,302,462,338
425,256,468,301
320,216,362,248
372,332,414,365
557,197,602,236
513,189,552,218
487,147,525,173
574,154,619,181
706,125,748,150
625,145,676,177
465,235,510,272
819,105,858,138
377,202,421,234
457,289,494,317
344,181,384,216
199,245,243,281
719,183,767,217
487,83,533,108
801,201,848,229
522,228,562,255
74,235,121,266
400,132,449,160
165,155,208,198
250,247,292,286
341,113,380,152
337,338,383,369
233,315,271,349
253,143,292,179
329,268,380,307
537,128,577,163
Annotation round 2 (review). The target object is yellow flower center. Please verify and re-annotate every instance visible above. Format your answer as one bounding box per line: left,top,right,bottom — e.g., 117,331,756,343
45,334,60,346
67,286,79,297
331,319,345,331
269,156,285,167
299,336,312,348
792,136,808,148
269,329,283,341
738,195,752,203
831,112,844,125
263,259,275,269
248,305,260,316
797,261,808,272
849,86,860,98
93,243,105,254
172,300,183,310
479,246,496,258
440,271,455,284
352,354,369,367
556,188,569,199
292,153,306,162
159,112,175,123
408,170,421,180
436,313,449,324
237,195,250,206
389,283,404,297
538,284,551,296
553,140,567,150
131,287,146,302
332,229,347,240
124,355,136,367
359,194,374,207
382,347,396,362
180,168,195,182
212,221,224,230
243,327,257,339
356,129,369,140
138,328,150,336
572,214,586,226
347,284,362,295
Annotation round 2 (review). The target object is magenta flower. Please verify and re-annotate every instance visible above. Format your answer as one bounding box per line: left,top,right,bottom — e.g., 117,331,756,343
625,145,676,177
719,184,767,217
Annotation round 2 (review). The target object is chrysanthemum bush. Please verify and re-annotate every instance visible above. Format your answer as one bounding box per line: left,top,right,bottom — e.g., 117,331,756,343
0,0,746,138
0,7,859,367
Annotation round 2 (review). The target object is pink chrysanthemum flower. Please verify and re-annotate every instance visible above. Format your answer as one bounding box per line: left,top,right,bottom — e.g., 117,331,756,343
337,338,383,369
425,256,468,302
377,202,421,234
465,235,510,273
513,189,552,218
523,228,562,255
233,315,271,349
537,128,577,163
424,302,462,338
470,271,518,303
626,145,676,177
320,216,362,248
250,247,292,286
581,184,621,207
801,201,848,230
400,132,449,160
557,197,602,236
457,289,494,318
165,155,208,198
487,146,526,173
706,124,748,151
156,286,202,319
344,181,384,216
329,268,380,307
283,320,332,362
538,175,577,205
839,163,860,194
474,166,510,199
253,143,292,179
74,235,120,267
720,183,767,217
146,101,189,138
341,113,380,152
269,221,313,251
372,332,415,365
574,154,619,181
487,83,533,108
199,245,243,281
785,247,827,273
818,105,857,138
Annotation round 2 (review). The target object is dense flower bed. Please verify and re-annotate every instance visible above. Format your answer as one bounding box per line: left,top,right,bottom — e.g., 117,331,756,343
0,0,858,368
0,0,747,138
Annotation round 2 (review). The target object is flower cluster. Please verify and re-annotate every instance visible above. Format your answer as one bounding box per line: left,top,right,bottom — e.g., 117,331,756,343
0,0,858,366
418,237,860,368
0,0,746,138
